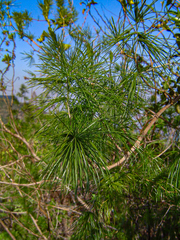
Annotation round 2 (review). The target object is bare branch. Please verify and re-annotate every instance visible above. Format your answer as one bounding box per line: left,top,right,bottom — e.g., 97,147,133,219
0,219,16,240
107,95,180,170
30,214,47,240
0,117,40,162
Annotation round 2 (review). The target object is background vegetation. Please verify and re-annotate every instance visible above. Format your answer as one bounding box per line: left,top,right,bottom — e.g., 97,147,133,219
0,0,180,239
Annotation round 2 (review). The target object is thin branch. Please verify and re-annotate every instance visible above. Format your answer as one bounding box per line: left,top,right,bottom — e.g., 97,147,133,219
1,169,73,217
8,212,41,238
66,186,90,211
0,117,40,162
0,180,47,186
0,219,16,240
29,214,47,240
0,209,26,215
107,95,180,170
156,205,172,231
153,143,173,159
0,155,33,170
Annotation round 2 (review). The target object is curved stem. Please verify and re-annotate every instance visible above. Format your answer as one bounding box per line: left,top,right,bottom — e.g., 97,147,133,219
107,95,180,170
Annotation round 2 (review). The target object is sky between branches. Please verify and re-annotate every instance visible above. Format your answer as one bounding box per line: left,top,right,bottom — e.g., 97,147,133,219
1,0,162,97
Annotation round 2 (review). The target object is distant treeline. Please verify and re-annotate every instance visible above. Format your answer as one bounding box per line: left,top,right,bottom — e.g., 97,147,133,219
0,95,21,123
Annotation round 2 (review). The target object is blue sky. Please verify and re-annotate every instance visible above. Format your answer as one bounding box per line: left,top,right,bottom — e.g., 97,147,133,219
1,0,165,97
3,0,123,96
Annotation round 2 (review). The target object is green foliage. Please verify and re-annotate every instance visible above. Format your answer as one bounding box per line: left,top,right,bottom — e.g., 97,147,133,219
71,211,106,240
12,10,32,38
38,0,53,22
41,115,109,191
1,53,12,65
1,0,180,239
